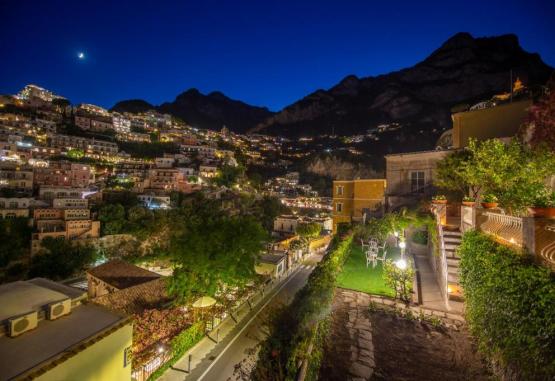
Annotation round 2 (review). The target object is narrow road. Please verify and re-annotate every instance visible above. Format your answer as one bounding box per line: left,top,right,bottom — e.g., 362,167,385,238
161,255,320,381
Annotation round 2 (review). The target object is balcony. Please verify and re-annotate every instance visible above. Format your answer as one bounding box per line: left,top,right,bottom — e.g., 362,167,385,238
461,205,555,270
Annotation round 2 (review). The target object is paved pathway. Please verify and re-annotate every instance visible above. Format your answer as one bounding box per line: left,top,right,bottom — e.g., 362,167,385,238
413,253,463,314
320,289,375,381
159,256,321,381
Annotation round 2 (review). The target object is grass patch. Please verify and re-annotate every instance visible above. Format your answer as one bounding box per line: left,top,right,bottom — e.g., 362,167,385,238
336,244,400,297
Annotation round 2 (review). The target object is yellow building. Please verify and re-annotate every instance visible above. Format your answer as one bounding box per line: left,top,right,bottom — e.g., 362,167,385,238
332,179,386,232
0,278,133,381
451,99,531,148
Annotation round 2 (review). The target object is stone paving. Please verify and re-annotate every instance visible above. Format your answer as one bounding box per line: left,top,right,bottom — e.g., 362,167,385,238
320,289,375,381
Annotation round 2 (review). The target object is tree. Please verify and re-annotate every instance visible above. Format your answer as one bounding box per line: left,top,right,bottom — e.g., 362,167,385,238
435,149,481,198
295,222,322,255
98,203,126,235
215,164,245,187
29,237,97,280
524,75,555,151
469,139,554,214
254,196,288,232
295,222,322,240
0,218,31,268
168,203,267,303
435,138,555,214
67,148,85,159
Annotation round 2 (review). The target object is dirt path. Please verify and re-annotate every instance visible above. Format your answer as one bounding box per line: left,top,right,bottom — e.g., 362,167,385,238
320,289,491,381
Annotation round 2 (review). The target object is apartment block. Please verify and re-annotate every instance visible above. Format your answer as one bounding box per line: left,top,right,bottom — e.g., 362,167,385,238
38,186,88,201
146,168,187,191
51,134,118,156
31,207,100,254
52,197,88,209
0,197,32,218
0,164,34,191
332,179,386,232
33,161,94,188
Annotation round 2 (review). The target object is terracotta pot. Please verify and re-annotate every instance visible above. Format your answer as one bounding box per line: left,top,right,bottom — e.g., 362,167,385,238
432,200,447,204
529,207,555,218
481,202,498,209
462,201,475,207
528,207,547,217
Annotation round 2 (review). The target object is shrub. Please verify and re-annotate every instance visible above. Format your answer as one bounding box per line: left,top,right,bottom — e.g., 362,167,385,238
383,258,414,303
481,193,498,203
146,320,205,380
459,230,555,379
411,230,428,245
252,234,353,381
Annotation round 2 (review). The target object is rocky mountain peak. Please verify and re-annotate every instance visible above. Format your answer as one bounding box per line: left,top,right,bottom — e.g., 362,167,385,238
252,32,553,143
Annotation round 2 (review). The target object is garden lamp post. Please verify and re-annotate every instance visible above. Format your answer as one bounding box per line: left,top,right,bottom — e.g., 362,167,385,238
396,240,407,270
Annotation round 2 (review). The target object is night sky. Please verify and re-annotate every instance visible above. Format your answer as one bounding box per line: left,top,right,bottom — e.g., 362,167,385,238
1,0,554,111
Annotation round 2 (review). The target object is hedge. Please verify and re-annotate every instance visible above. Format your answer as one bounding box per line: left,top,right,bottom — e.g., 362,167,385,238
147,320,205,380
458,231,555,380
252,233,353,381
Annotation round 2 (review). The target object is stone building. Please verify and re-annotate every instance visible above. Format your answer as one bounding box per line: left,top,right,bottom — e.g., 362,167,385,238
385,150,450,210
86,260,161,299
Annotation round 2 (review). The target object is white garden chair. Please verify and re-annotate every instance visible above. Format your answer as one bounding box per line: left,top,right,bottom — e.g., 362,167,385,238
375,248,387,265
366,246,378,268
360,239,369,251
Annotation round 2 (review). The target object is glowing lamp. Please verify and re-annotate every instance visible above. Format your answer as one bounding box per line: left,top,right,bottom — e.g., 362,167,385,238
395,259,408,270
399,241,406,249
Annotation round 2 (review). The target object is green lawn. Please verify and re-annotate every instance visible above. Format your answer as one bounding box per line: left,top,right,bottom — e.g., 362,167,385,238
337,244,400,297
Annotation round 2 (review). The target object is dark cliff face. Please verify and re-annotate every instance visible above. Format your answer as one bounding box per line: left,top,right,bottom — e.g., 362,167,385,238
157,89,274,133
112,89,274,134
253,33,553,138
111,99,154,114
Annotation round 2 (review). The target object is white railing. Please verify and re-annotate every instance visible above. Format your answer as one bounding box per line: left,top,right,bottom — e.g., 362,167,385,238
435,212,449,304
479,212,523,246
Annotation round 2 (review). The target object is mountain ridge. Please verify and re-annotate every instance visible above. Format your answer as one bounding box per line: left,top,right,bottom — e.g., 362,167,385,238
112,33,553,140
251,32,553,137
111,90,274,134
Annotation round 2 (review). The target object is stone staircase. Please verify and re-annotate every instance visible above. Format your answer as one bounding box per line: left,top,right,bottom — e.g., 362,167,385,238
443,228,463,302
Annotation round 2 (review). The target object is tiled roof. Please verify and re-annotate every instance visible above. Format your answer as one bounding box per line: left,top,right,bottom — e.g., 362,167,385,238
87,259,160,290
91,277,170,314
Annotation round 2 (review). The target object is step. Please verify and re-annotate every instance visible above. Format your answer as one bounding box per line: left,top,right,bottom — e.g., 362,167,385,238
448,283,464,302
447,266,460,275
444,237,461,244
443,230,462,236
448,272,460,283
444,244,459,251
446,257,460,266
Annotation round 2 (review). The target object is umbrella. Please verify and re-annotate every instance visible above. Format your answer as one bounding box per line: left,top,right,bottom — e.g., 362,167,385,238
192,296,217,308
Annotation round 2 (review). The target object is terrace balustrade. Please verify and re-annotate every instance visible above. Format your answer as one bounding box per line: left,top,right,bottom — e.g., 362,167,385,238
460,205,555,270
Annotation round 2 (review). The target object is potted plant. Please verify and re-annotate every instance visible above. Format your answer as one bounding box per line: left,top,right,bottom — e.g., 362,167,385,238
462,196,475,207
432,195,447,204
481,194,498,209
528,188,555,218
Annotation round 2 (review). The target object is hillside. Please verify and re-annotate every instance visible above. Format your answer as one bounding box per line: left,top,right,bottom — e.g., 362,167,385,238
112,89,274,134
252,33,553,141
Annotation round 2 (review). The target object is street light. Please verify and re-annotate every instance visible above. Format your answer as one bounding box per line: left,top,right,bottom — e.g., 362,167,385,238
399,241,406,250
